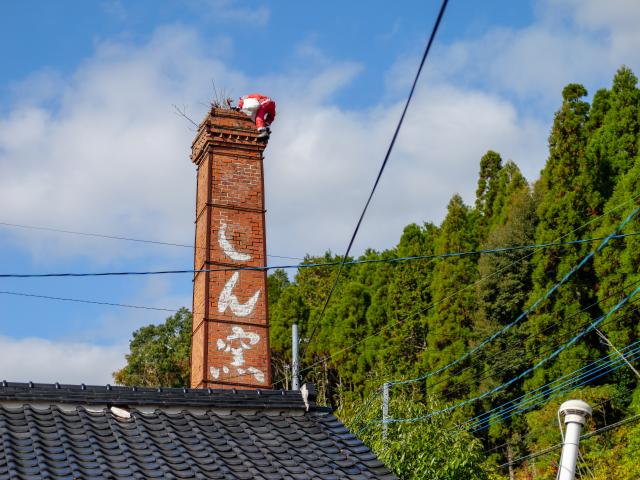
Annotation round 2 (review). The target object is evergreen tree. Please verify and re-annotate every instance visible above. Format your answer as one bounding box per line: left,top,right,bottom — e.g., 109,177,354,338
586,66,640,198
525,83,603,391
267,268,290,306
476,150,504,221
384,223,439,380
425,195,479,398
476,187,538,439
593,157,640,348
269,283,310,389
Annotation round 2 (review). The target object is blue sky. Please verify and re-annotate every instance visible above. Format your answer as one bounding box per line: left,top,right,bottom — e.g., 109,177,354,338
0,0,638,384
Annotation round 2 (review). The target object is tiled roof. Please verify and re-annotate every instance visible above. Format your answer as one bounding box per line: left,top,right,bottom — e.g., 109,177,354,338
0,382,396,480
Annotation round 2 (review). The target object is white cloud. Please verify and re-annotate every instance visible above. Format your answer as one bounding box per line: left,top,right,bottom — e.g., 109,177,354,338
0,26,247,263
424,0,640,110
0,23,551,264
10,0,638,262
0,336,126,384
264,83,547,255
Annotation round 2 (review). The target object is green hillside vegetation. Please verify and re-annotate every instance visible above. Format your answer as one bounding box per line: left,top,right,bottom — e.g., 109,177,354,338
116,67,640,480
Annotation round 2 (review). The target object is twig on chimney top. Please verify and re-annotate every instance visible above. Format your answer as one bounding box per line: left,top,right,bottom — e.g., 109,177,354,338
211,79,221,107
172,104,198,131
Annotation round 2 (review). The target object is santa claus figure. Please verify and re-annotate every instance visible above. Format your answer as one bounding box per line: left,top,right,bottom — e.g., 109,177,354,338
237,93,276,139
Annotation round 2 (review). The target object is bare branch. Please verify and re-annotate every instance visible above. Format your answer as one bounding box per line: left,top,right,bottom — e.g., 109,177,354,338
172,104,198,131
211,79,220,105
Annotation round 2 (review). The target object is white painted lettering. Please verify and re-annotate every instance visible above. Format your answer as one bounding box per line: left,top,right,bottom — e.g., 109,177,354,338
218,222,252,261
218,272,260,317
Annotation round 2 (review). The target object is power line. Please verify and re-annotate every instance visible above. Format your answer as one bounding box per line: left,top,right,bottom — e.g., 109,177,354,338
291,195,640,387
6,280,634,360
386,207,640,388
300,0,450,361
481,386,635,455
397,289,639,424
356,311,640,435
374,287,640,426
1,231,639,279
466,338,640,433
429,291,640,404
423,277,640,394
498,413,640,469
359,342,640,438
0,220,303,261
0,290,180,313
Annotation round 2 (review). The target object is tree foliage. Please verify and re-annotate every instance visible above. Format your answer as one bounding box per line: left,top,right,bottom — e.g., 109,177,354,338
340,388,492,480
113,307,191,387
266,67,640,478
116,67,640,478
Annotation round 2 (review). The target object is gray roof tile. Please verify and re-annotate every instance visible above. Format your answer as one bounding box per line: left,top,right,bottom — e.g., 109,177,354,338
0,382,396,479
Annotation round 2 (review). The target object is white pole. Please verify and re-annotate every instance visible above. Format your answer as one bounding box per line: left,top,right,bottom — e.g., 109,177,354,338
557,400,592,480
292,322,300,391
382,382,390,441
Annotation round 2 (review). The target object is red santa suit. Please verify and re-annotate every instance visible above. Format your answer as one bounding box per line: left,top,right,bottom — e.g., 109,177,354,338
238,94,276,131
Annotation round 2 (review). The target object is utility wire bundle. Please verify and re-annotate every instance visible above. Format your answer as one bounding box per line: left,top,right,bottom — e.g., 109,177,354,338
349,206,640,434
379,285,639,427
464,338,640,433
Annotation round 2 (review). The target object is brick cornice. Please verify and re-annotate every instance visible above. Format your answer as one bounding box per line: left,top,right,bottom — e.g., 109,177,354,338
191,108,267,165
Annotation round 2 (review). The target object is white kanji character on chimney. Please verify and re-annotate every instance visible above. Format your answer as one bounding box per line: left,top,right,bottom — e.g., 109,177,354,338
210,326,265,383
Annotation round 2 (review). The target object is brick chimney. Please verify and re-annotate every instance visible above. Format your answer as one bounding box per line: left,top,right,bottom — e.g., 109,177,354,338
190,108,271,389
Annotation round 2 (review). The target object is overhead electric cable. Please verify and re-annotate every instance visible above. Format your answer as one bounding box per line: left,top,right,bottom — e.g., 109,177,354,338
466,338,640,433
2,232,639,279
423,278,640,399
300,0,450,361
472,352,640,436
387,206,640,388
356,313,640,435
377,286,640,426
481,386,635,455
292,195,640,387
498,413,640,469
431,294,640,404
0,220,302,260
0,290,180,313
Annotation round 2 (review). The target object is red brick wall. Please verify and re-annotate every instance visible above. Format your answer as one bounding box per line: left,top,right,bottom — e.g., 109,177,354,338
190,109,271,389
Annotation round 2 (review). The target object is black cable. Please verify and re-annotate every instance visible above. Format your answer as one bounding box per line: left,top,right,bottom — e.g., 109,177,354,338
422,279,640,400
2,232,639,279
0,221,302,260
300,0,450,362
2,232,638,279
434,300,640,404
0,290,179,312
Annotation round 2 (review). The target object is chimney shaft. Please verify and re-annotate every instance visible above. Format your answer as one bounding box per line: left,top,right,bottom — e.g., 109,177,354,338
190,108,271,389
